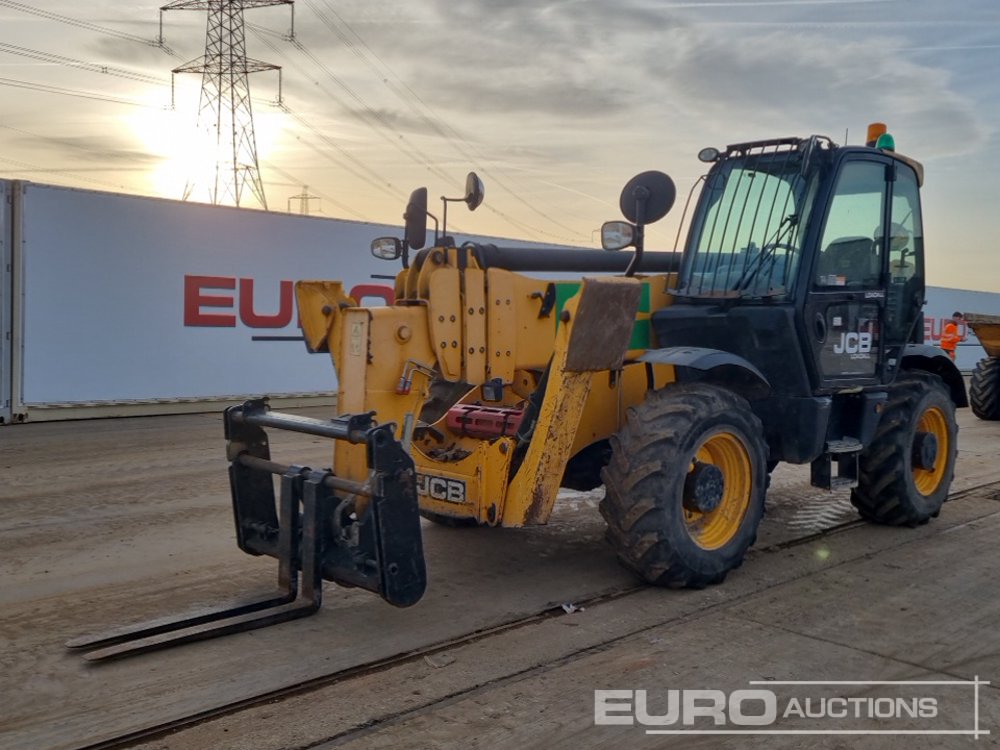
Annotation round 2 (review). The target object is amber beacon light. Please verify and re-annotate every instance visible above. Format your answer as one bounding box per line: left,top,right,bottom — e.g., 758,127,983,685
866,122,888,147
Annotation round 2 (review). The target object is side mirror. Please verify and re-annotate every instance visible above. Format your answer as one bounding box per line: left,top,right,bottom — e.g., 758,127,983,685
404,187,428,250
601,221,635,251
371,236,402,261
619,171,676,225
465,172,485,211
617,171,676,277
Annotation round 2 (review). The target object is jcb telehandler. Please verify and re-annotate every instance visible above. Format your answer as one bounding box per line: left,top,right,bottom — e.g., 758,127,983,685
71,123,966,660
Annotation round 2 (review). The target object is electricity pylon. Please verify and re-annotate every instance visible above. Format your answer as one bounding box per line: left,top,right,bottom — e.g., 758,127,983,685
288,185,320,215
160,1,293,209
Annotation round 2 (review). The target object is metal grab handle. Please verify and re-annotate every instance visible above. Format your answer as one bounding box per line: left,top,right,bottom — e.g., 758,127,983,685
230,401,376,444
814,312,828,343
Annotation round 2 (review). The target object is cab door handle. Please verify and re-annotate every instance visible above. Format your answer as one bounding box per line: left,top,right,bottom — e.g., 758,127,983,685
814,313,827,343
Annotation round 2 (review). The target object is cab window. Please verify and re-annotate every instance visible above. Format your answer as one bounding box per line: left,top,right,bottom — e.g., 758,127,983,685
885,166,924,340
815,161,886,289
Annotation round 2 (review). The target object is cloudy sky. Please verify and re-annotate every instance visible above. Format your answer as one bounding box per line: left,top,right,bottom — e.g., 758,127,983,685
0,0,997,290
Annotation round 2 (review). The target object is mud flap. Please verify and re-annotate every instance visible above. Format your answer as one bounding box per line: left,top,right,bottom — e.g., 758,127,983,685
503,277,643,526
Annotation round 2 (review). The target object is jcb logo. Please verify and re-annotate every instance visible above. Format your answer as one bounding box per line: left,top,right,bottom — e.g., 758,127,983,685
416,473,466,504
833,332,873,355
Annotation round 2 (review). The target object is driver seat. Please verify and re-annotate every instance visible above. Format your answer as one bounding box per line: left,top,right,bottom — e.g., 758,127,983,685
815,237,878,287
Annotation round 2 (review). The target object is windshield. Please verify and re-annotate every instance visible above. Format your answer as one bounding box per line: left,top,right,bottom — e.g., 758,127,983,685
679,145,819,299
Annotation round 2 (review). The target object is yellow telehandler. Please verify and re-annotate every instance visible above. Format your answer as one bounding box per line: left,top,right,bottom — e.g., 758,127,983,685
72,125,966,660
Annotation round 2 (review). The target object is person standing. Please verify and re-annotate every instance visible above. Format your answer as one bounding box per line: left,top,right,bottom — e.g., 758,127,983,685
940,311,965,361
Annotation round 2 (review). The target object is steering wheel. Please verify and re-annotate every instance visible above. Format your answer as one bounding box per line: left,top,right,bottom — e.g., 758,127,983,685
733,242,795,291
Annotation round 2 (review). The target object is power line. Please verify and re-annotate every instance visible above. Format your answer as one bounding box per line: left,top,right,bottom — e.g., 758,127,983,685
0,76,157,107
247,26,406,203
263,160,371,220
305,0,586,241
286,34,456,187
246,12,579,239
0,42,166,86
252,27,503,235
0,151,138,191
256,30,543,238
280,104,404,202
0,43,284,110
0,0,173,53
251,14,490,206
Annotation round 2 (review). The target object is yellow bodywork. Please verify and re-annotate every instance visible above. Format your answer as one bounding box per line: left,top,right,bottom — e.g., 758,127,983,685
296,247,678,527
964,313,1000,358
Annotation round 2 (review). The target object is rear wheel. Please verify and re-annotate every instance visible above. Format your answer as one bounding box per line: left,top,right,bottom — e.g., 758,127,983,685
851,372,957,526
600,384,767,588
970,357,1000,421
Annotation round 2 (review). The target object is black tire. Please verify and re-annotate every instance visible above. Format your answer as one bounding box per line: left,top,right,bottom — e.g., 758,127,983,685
851,372,957,526
599,383,768,588
970,357,1000,421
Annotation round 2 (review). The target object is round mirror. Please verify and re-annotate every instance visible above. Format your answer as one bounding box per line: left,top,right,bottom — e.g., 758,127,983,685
465,172,485,211
619,171,676,225
404,187,428,250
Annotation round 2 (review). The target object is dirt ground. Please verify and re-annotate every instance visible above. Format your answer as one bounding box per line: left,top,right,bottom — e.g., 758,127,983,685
0,404,998,750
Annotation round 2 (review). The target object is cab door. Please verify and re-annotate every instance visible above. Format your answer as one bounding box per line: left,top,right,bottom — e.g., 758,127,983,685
881,163,926,382
804,157,890,390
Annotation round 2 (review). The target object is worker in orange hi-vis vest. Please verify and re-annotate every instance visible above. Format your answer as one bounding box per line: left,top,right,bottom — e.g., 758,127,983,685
940,311,965,361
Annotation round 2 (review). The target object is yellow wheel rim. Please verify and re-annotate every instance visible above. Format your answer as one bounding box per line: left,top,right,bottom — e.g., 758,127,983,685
684,431,753,550
914,406,949,496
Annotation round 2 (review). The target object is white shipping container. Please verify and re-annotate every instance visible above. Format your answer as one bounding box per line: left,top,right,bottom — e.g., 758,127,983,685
11,181,403,421
0,180,11,424
2,179,998,423
4,181,570,422
924,286,1000,371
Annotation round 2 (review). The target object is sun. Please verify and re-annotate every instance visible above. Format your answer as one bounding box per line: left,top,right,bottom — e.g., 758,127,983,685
122,81,205,200
125,79,282,206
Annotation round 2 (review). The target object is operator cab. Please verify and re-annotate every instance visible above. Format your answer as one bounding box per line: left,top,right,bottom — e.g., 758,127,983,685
628,125,943,464
653,126,927,396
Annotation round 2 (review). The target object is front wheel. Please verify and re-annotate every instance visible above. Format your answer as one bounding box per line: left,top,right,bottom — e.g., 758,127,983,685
600,384,768,588
851,372,958,526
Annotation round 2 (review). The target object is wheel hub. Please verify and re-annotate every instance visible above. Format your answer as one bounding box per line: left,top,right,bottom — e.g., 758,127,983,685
683,461,725,513
912,431,938,471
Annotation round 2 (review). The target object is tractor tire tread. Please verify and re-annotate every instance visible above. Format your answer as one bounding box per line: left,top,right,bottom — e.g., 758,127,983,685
970,357,1000,421
850,371,957,527
600,383,767,589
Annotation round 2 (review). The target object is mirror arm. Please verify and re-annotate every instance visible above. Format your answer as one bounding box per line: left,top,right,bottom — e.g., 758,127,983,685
624,224,645,277
440,193,472,242
426,210,440,245
625,187,650,277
